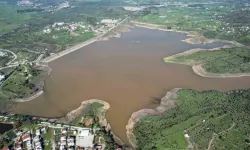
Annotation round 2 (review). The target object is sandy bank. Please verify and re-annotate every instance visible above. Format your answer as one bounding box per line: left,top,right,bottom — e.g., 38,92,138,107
126,88,180,148
164,46,250,78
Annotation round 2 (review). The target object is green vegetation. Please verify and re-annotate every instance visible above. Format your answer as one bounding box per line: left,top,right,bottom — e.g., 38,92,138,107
72,102,104,126
71,102,121,149
133,1,250,45
0,3,35,34
168,47,250,74
43,128,53,150
0,0,130,62
134,89,250,150
0,64,42,101
52,30,95,46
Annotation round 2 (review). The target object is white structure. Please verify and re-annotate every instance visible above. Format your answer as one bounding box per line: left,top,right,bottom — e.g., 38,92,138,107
33,136,40,143
0,75,5,82
0,51,7,57
26,140,32,150
67,137,75,146
60,136,67,146
184,134,190,138
123,6,144,11
101,19,118,24
36,129,41,136
43,29,51,33
76,129,94,148
79,129,90,137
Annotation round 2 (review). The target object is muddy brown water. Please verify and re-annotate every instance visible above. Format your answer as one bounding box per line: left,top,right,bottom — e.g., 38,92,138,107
16,27,250,143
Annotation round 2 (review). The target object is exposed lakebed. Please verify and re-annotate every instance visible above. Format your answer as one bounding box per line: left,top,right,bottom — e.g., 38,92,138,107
15,27,250,143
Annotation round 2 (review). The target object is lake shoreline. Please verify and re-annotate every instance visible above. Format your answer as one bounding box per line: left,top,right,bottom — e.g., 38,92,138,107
12,62,52,103
10,23,131,104
41,18,129,63
57,99,127,147
163,46,250,78
126,88,180,148
132,21,250,78
132,21,242,46
12,21,250,149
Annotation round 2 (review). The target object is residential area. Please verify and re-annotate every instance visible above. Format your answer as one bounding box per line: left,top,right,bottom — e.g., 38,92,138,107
0,115,122,150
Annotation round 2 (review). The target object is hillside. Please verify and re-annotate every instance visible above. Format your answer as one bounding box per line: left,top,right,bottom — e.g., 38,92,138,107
166,47,250,74
134,89,250,150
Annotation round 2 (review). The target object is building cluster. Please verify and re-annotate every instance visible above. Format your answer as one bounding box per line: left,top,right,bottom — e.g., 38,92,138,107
100,19,118,25
1,122,105,150
43,22,93,34
13,126,48,150
17,0,33,6
54,127,96,150
57,2,70,10
0,51,8,57
123,6,145,11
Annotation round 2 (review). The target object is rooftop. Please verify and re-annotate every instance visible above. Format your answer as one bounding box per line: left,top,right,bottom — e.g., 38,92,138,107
76,134,94,148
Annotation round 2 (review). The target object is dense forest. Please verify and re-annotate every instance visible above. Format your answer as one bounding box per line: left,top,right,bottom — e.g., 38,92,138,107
134,89,250,149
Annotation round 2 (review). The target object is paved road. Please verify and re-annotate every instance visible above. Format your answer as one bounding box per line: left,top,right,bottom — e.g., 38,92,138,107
0,48,17,66
0,64,18,71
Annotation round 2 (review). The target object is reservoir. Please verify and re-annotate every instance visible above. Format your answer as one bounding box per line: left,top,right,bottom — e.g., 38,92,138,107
15,27,250,143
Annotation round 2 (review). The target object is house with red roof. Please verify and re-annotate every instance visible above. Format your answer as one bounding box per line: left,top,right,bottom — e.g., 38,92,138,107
22,134,31,142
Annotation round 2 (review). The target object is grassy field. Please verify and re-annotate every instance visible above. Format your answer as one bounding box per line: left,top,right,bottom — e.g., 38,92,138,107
0,4,35,34
133,2,250,45
134,89,250,150
133,5,224,32
167,47,250,74
0,64,42,101
0,1,129,58
72,102,104,126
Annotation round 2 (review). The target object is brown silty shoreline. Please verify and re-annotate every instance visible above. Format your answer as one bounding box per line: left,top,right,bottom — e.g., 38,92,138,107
126,88,180,148
15,26,250,144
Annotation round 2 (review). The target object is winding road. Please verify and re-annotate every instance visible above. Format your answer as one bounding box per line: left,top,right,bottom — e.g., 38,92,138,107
0,49,18,70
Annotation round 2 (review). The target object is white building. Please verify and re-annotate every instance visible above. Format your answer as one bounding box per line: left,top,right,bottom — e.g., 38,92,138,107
67,137,75,146
0,75,5,82
36,129,41,136
26,140,32,150
76,129,94,148
43,29,51,33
